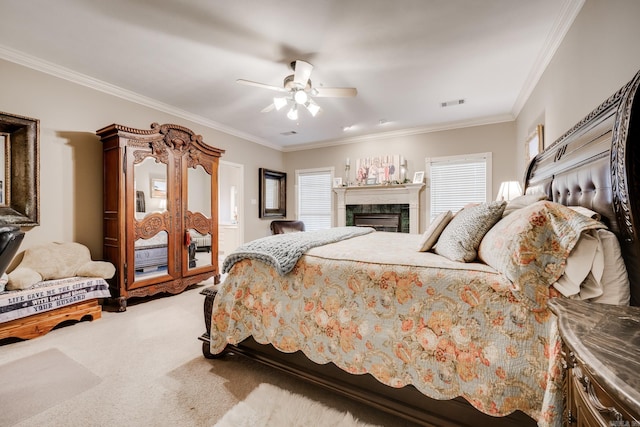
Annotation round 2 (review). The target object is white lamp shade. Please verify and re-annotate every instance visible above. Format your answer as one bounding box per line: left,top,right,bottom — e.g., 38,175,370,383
496,181,523,201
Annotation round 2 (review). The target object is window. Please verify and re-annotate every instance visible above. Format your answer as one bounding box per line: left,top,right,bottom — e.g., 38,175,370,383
426,152,492,222
296,168,334,231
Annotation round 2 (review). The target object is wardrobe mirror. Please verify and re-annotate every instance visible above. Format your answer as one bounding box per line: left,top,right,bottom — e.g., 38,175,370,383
186,164,212,270
132,155,169,279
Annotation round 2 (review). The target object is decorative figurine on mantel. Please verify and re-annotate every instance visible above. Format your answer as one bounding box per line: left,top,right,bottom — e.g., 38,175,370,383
344,157,351,186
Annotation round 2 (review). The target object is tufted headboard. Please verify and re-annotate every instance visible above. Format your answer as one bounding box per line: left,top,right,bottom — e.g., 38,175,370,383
524,69,640,306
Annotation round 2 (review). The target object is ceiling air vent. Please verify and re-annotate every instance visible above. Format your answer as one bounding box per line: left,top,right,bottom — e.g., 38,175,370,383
441,99,465,108
280,131,298,136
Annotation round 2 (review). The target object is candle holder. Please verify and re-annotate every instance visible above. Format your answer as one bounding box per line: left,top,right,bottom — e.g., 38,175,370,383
344,164,351,186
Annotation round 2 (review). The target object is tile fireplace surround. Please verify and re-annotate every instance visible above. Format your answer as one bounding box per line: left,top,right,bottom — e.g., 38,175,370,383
334,183,425,234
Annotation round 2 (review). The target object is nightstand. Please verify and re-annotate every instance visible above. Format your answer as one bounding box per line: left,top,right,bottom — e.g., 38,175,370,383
548,298,640,426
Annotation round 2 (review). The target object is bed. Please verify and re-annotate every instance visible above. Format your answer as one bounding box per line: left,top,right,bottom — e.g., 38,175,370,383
0,277,111,340
200,68,640,427
134,228,168,272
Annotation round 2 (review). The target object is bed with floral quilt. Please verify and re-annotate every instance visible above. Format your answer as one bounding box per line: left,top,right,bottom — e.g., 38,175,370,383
200,69,640,427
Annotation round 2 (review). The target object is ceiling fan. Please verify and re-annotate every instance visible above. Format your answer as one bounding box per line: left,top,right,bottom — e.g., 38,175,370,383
236,60,357,120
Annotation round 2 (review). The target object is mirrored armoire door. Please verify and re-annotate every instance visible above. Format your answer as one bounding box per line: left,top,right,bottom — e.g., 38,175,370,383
183,155,217,276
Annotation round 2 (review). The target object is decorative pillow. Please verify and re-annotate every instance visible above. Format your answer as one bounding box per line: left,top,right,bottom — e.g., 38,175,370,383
434,201,506,262
417,210,453,252
502,193,548,217
477,201,605,309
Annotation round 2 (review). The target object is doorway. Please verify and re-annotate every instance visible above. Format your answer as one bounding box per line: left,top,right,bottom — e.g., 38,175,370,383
218,161,244,263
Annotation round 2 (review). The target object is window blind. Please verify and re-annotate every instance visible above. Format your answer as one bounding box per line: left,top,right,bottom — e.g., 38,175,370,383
296,169,333,231
428,154,490,221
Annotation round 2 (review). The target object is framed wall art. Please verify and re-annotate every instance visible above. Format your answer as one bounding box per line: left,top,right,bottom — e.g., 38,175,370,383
525,124,544,164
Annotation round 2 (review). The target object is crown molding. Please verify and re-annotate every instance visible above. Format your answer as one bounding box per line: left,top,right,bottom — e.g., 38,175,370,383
511,0,585,117
281,114,515,152
0,44,282,151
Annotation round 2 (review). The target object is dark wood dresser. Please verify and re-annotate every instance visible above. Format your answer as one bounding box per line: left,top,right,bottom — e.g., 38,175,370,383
548,298,640,426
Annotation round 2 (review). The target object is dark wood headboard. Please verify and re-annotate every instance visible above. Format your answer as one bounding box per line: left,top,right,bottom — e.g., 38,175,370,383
524,69,640,306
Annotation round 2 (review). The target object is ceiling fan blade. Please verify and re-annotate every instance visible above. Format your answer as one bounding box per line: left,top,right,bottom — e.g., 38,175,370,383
236,79,287,92
261,103,276,113
314,87,358,97
292,60,313,88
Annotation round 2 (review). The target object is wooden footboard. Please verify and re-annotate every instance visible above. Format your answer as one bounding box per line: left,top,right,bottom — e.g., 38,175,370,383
0,299,102,341
199,288,534,427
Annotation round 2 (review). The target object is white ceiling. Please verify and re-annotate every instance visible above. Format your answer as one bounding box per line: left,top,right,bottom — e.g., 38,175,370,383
0,0,583,151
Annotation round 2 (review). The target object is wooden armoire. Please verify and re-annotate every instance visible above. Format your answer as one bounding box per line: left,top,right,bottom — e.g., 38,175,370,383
97,122,224,311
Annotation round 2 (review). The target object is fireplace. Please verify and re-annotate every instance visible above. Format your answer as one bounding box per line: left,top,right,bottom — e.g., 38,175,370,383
347,203,409,232
334,183,425,234
353,213,401,232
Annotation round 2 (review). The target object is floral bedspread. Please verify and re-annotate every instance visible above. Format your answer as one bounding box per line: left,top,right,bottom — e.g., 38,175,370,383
210,232,562,426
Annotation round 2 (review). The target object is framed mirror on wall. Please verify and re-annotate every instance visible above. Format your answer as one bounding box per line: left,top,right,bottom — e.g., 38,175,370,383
0,111,40,226
259,168,286,218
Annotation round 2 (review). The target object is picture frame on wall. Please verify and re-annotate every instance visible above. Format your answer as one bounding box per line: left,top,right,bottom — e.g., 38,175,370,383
525,124,544,164
151,178,167,198
413,171,424,183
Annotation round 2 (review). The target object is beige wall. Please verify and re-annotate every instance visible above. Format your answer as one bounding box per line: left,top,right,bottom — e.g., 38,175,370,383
285,121,517,232
0,59,284,259
2,0,639,259
516,0,640,175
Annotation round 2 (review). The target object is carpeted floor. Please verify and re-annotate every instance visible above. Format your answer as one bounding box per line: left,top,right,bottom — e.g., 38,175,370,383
0,283,421,427
0,348,101,426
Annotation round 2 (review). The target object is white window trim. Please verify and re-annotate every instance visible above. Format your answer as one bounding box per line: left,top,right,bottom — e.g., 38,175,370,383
295,166,336,226
424,152,492,223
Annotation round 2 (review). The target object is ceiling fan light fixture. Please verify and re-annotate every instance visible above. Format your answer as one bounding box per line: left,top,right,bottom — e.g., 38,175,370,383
273,96,288,111
293,90,308,105
305,100,321,117
287,105,298,121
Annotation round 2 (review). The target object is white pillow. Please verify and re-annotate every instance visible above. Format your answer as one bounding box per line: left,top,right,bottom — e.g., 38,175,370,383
553,229,630,305
591,229,630,305
417,211,453,252
553,230,603,299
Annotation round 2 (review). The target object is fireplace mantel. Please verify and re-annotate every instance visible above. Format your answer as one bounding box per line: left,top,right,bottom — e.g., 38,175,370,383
334,183,424,233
